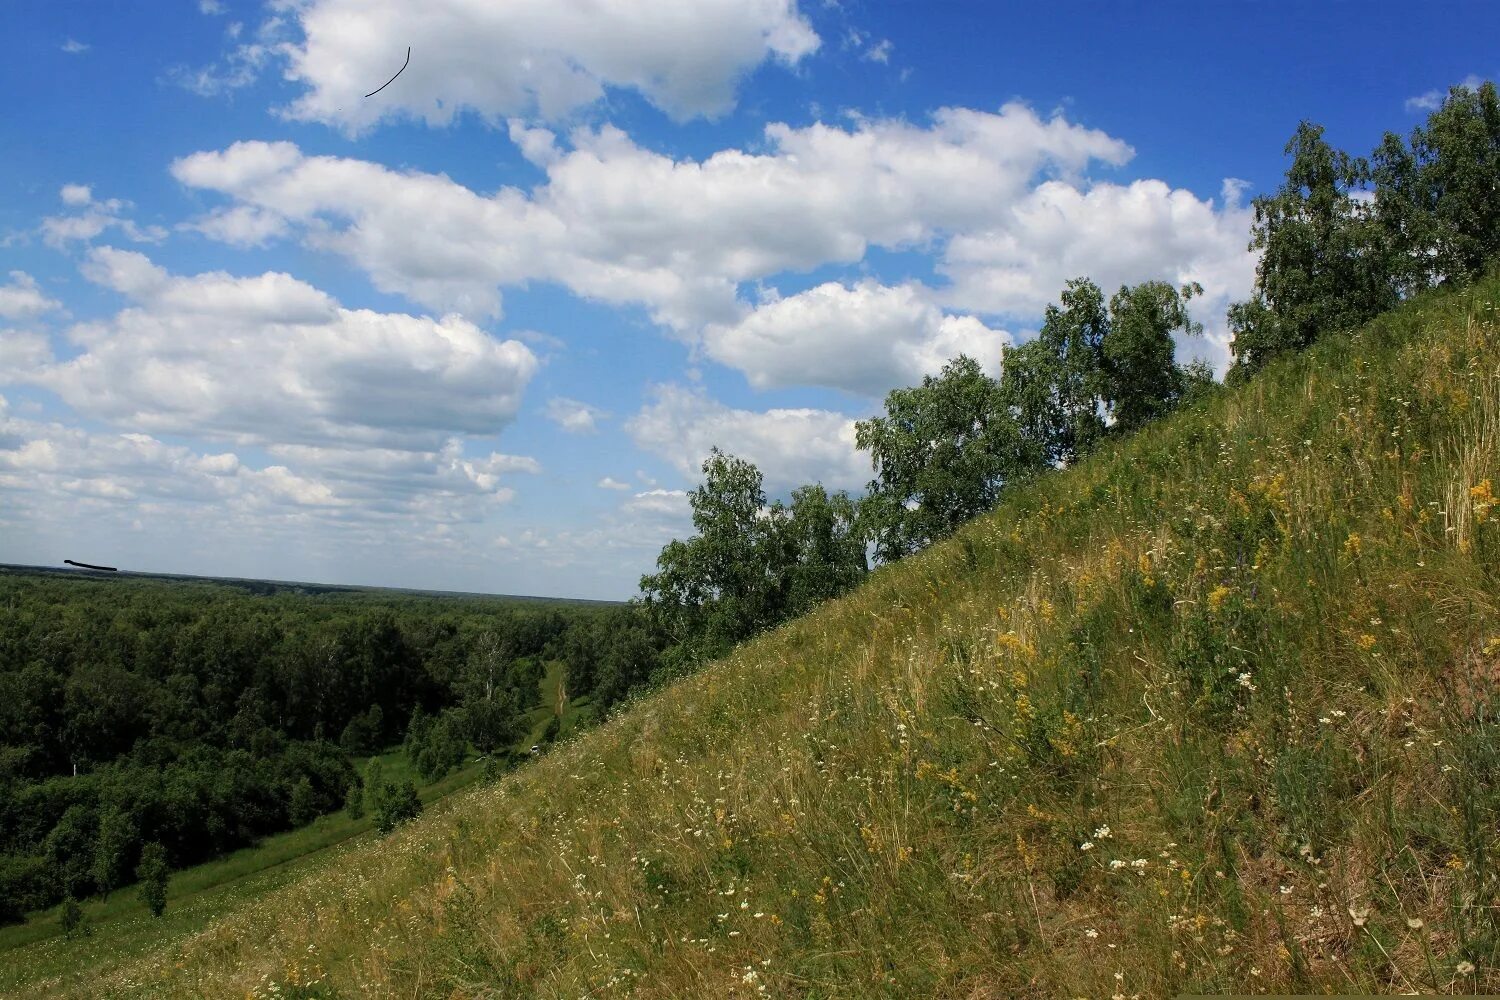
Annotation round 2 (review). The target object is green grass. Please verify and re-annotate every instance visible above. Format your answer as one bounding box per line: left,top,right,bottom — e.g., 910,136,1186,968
10,278,1500,997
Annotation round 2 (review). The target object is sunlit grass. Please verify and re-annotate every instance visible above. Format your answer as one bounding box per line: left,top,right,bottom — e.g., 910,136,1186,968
10,278,1500,998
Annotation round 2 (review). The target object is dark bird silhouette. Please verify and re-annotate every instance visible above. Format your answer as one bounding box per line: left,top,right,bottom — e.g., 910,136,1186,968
64,559,117,572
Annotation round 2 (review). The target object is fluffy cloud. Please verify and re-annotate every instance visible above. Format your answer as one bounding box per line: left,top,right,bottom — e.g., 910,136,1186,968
0,405,339,512
278,0,819,130
626,384,867,492
35,248,538,451
175,101,1253,383
0,412,537,543
624,488,691,517
0,331,52,382
597,476,632,491
173,103,1135,331
544,397,607,434
704,280,1010,396
40,186,167,248
0,271,60,319
262,442,539,508
939,177,1256,368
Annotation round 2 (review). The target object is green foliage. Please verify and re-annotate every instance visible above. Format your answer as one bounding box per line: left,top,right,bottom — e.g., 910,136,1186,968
288,777,319,828
858,279,1206,563
410,710,468,781
1375,81,1500,291
0,573,600,923
641,449,786,664
338,705,384,754
343,780,365,821
561,606,659,709
58,897,85,939
858,355,1031,560
640,449,866,670
135,842,168,918
1229,122,1395,381
1231,85,1500,382
1102,279,1204,431
90,806,136,896
780,483,867,616
371,780,422,835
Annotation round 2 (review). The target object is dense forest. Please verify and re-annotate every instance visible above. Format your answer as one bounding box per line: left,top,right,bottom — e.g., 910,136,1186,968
0,572,631,921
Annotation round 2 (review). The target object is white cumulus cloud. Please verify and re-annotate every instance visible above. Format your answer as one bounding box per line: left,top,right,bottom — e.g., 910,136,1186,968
36,247,538,452
627,384,867,492
277,0,819,131
544,397,607,434
704,280,1010,396
0,272,61,320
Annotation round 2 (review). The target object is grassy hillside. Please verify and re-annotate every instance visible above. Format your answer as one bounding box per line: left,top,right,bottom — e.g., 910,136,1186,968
21,278,1500,997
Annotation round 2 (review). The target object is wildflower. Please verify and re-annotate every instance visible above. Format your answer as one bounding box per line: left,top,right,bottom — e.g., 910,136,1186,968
1237,672,1257,692
1406,917,1424,930
1355,633,1377,651
1472,479,1495,523
1349,905,1370,927
1458,960,1477,975
1207,584,1233,612
1085,928,1099,938
1344,532,1362,557
1080,841,1095,852
1110,860,1127,870
1094,825,1112,840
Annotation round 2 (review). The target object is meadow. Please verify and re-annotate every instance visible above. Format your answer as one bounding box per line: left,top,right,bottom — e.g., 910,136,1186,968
7,274,1496,997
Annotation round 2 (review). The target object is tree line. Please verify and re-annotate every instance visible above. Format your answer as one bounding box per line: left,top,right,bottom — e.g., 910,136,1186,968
0,573,606,922
618,80,1500,691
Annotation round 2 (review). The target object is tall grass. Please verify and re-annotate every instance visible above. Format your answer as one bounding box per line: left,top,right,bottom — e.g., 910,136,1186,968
13,278,1500,998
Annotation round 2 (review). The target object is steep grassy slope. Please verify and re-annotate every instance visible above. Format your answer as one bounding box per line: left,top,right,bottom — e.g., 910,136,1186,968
28,279,1500,998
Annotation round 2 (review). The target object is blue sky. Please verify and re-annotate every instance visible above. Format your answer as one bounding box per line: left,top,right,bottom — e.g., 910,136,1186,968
1,0,1494,600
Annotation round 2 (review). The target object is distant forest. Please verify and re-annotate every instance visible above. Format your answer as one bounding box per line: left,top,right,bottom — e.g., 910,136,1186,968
0,570,652,922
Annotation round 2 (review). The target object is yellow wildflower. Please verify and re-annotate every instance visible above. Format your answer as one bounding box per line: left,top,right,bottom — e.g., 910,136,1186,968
1207,584,1233,613
1472,479,1495,523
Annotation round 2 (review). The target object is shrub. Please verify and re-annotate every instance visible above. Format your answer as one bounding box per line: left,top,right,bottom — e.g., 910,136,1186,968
135,842,168,918
59,896,87,938
372,781,422,835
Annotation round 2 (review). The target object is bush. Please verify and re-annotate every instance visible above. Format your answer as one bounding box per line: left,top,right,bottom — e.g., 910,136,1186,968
59,896,87,938
372,781,422,835
344,780,365,820
136,842,168,918
288,776,318,827
412,711,467,781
